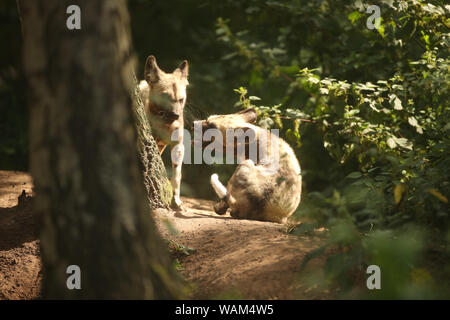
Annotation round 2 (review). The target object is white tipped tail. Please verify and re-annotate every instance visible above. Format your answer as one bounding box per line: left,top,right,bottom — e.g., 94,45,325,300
211,174,227,199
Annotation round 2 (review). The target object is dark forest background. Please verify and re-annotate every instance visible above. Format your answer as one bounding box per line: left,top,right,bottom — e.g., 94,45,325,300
0,0,449,298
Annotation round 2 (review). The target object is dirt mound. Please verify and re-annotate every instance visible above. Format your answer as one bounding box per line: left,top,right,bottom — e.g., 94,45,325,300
0,171,327,299
155,198,328,299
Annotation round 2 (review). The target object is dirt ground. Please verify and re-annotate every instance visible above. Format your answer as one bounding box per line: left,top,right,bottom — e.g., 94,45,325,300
0,170,327,300
0,171,41,300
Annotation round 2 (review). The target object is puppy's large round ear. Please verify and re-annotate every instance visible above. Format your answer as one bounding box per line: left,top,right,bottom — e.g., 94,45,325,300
174,60,189,79
238,108,257,123
144,55,161,84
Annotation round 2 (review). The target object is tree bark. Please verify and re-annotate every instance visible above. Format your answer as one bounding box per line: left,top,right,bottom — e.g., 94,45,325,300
132,74,172,209
18,0,182,298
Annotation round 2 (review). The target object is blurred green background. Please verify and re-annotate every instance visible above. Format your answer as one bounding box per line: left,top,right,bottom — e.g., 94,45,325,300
0,1,27,170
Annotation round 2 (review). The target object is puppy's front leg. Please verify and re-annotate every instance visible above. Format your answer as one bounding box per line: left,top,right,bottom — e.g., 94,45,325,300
170,128,184,210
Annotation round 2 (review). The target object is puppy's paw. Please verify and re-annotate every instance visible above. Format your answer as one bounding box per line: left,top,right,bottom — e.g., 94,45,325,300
213,200,229,215
171,196,184,211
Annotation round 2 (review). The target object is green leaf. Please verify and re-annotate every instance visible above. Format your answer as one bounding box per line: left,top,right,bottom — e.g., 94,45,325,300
408,116,418,127
222,52,238,60
393,137,413,150
377,23,385,38
444,122,450,131
319,87,329,95
394,184,405,205
346,172,362,179
389,94,403,110
387,137,397,149
308,76,320,84
348,11,364,24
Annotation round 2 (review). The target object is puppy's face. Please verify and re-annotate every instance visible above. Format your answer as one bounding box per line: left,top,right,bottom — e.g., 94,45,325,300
144,55,189,141
144,56,189,121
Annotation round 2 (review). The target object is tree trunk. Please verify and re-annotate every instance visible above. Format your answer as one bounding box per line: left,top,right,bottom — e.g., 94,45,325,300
18,0,182,299
132,74,172,209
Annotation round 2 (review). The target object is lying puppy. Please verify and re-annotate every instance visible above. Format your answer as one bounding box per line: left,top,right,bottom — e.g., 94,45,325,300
200,108,302,223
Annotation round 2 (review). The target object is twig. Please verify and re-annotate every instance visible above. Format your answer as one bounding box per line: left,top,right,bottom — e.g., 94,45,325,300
278,116,316,123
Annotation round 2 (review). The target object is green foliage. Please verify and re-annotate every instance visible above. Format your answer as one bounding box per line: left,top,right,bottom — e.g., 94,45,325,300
168,239,196,257
215,0,449,298
0,2,27,170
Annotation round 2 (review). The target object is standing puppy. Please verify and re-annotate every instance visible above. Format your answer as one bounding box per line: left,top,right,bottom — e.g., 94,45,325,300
202,108,302,223
139,55,188,209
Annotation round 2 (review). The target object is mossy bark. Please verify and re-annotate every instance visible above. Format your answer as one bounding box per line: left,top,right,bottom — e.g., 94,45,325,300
18,0,183,299
132,74,172,209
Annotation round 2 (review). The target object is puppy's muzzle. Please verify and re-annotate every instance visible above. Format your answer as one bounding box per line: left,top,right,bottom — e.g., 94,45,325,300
159,110,179,122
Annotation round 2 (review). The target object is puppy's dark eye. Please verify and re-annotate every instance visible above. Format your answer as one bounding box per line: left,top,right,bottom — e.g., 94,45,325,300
178,98,184,104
